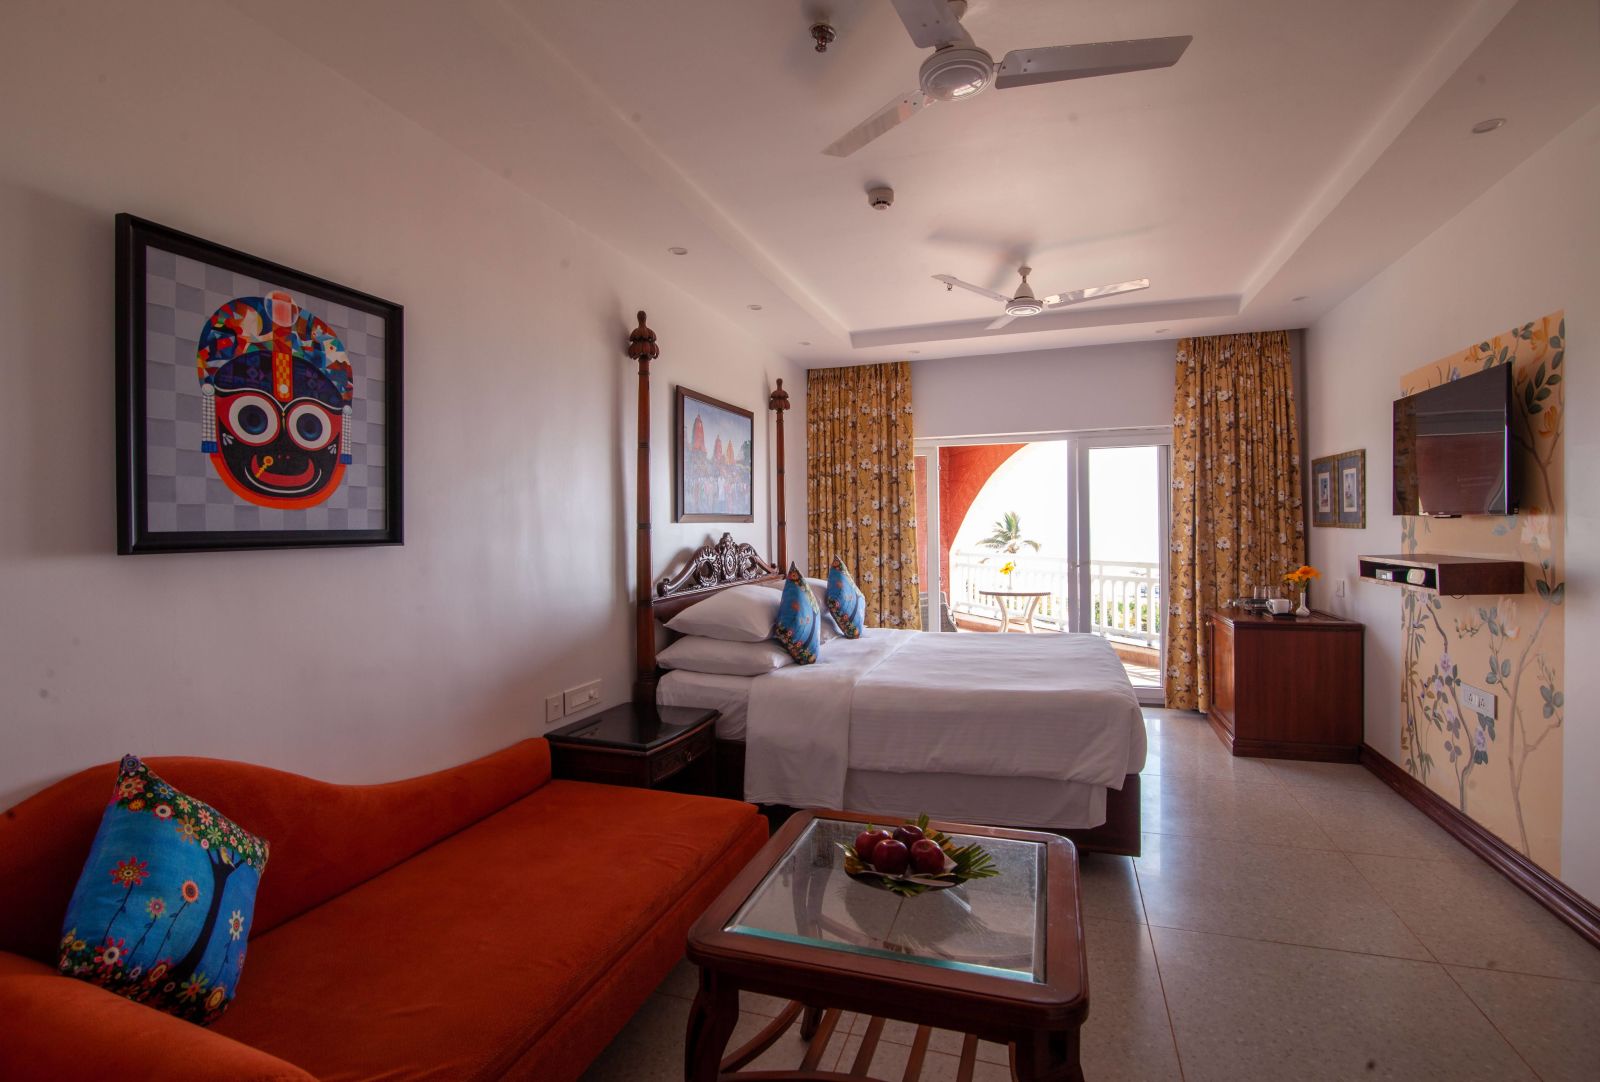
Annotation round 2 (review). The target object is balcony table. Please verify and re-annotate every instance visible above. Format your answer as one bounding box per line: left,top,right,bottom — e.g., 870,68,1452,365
978,589,1052,633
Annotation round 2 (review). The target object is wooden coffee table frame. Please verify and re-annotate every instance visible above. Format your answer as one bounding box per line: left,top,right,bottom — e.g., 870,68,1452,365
685,810,1087,1081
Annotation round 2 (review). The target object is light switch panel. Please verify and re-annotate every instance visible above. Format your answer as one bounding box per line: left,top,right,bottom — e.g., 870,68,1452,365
563,680,601,715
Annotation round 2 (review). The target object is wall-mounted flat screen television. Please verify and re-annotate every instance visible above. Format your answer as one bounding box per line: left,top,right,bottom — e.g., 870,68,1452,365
1392,363,1515,517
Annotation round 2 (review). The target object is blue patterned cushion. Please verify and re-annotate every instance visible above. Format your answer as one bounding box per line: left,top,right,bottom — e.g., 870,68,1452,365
58,756,268,1025
771,564,821,664
825,557,868,638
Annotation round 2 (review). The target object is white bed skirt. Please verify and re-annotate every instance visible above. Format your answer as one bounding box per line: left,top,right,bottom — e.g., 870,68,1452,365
841,769,1108,831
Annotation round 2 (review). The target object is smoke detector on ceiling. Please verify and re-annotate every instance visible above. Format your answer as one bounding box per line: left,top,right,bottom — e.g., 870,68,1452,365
867,186,894,210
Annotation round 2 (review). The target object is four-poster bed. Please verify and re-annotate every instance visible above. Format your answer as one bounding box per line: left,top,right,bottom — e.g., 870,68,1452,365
625,313,1145,856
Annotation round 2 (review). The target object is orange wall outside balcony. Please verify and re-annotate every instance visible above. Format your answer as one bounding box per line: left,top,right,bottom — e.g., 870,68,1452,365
916,444,1025,596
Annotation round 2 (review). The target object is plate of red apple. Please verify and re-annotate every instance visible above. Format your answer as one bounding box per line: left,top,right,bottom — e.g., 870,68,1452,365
836,814,999,897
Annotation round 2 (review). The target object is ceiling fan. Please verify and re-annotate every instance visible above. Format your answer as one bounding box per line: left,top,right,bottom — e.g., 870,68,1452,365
933,266,1150,330
823,0,1191,157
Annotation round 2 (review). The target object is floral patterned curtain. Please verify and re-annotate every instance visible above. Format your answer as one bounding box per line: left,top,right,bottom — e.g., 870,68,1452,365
1166,331,1305,710
806,362,921,629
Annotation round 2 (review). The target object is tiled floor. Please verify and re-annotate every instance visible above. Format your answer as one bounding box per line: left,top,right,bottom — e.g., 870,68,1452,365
582,710,1599,1081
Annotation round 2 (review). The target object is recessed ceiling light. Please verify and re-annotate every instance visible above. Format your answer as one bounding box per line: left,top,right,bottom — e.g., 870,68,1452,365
747,304,763,311
667,246,688,255
1291,295,1308,302
1154,328,1169,334
909,349,922,354
1471,117,1506,134
798,341,811,346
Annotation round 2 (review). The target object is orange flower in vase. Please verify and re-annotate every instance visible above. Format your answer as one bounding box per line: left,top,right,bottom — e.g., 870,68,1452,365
1282,565,1321,617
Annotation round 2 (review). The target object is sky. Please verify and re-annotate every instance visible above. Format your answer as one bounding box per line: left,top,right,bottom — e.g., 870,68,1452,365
948,441,1161,567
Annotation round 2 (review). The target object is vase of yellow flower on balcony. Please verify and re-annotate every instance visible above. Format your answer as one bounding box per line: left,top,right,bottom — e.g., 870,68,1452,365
999,560,1017,591
1283,564,1320,617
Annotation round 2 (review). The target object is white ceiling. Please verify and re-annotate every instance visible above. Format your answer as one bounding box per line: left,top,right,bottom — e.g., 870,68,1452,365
231,0,1600,365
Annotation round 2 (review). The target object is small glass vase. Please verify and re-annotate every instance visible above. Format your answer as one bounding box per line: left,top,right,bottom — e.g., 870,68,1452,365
1295,587,1311,618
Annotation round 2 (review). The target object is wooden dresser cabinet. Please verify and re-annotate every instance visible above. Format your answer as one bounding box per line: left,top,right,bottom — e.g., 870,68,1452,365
1205,609,1364,760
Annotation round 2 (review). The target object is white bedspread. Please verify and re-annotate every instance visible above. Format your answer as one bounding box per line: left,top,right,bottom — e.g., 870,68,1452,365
743,630,1146,811
744,630,909,808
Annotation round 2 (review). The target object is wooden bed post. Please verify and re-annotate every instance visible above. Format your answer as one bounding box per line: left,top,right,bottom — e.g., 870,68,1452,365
629,312,660,704
768,379,791,571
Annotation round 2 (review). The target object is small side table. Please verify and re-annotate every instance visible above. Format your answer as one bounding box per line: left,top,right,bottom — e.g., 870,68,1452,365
978,589,1052,633
545,703,718,794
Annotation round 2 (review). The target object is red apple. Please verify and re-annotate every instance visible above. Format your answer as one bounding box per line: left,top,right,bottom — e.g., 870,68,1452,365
854,829,893,862
871,838,910,875
892,824,924,846
909,838,946,875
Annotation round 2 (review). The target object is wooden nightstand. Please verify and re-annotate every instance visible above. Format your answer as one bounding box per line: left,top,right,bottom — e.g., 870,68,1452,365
545,703,718,794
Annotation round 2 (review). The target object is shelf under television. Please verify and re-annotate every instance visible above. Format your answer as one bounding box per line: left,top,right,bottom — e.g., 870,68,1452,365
1358,554,1523,596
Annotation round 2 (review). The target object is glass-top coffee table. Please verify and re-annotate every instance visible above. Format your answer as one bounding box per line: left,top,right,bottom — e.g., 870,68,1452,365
685,810,1087,1081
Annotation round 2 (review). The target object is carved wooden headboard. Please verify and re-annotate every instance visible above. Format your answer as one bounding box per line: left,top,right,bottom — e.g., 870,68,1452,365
654,534,781,617
626,312,790,702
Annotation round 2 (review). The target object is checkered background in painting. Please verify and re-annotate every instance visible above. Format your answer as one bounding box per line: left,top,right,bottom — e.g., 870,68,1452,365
142,247,388,533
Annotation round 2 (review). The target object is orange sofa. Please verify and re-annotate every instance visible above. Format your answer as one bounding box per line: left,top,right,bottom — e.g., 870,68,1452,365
0,738,767,1081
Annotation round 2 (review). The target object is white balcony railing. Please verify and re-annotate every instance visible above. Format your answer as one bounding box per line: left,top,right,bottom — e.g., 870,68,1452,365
947,550,1161,645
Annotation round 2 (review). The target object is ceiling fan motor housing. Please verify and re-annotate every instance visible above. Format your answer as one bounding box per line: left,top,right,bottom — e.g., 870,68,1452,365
1006,266,1043,316
919,44,994,100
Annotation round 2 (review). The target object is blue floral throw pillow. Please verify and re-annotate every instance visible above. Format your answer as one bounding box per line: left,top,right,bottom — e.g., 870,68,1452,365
825,557,868,638
58,755,268,1025
772,563,821,664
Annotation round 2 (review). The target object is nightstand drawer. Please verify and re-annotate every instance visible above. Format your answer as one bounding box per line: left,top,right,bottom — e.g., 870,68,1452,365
544,703,719,794
650,726,714,783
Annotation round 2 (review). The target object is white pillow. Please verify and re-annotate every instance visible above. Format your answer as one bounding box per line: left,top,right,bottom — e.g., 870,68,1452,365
658,635,795,677
805,578,843,640
665,584,782,642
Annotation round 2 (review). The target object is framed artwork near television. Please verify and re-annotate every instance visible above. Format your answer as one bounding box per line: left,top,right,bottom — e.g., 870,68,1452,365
115,215,404,554
1312,449,1365,528
675,387,754,523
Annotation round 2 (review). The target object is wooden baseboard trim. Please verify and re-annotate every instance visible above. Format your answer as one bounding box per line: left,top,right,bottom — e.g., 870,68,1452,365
1359,744,1600,949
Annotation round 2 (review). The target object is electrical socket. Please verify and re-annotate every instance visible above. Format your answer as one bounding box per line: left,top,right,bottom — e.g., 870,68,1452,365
563,680,601,715
545,694,564,724
1460,683,1496,718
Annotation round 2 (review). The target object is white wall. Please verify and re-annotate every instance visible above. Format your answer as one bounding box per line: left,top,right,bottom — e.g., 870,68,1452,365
0,0,804,809
912,340,1176,439
1306,104,1599,901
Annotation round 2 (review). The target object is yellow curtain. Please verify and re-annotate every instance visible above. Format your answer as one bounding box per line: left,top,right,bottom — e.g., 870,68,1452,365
806,362,922,629
1166,331,1305,711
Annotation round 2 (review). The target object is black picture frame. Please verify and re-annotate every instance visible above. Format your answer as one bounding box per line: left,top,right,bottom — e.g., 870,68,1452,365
674,386,755,523
115,214,404,554
1311,448,1365,529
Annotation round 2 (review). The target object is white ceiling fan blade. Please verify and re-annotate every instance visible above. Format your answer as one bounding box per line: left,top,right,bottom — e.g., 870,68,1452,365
932,274,1012,303
986,313,1020,331
995,36,1192,90
1043,278,1151,307
822,90,933,157
890,0,972,48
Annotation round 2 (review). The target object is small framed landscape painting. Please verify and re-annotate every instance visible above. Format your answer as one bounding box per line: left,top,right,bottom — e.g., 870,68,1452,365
1312,449,1365,528
675,387,754,523
115,215,403,554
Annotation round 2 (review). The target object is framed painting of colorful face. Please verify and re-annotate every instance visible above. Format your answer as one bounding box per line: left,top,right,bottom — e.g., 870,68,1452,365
116,215,403,553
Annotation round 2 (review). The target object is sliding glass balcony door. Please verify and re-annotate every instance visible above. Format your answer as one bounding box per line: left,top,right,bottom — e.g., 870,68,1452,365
1072,435,1170,701
914,429,1170,705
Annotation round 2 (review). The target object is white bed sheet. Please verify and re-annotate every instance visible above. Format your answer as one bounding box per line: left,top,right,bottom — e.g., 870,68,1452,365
658,629,1147,830
657,669,752,740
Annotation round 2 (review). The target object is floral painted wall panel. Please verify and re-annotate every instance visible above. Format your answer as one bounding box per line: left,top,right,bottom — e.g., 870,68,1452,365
1399,312,1565,873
